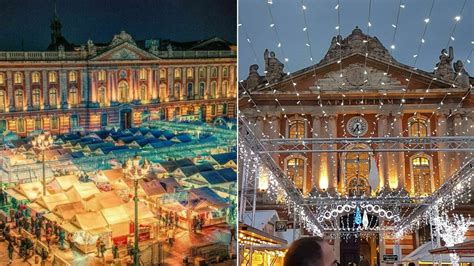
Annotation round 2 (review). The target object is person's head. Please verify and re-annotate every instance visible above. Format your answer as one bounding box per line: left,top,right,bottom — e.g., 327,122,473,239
408,263,416,266
284,236,336,266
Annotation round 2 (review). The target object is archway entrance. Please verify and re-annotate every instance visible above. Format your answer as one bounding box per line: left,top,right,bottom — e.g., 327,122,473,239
120,108,132,129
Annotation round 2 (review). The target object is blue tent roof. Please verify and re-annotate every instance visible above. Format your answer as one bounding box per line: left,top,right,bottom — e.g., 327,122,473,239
99,145,129,154
216,168,236,182
173,134,193,143
148,140,174,149
199,170,227,185
70,151,85,158
85,142,114,151
210,152,237,165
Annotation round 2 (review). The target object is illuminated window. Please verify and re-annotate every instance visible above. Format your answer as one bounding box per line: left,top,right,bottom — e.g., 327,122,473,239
139,69,147,80
0,90,6,111
174,83,181,98
32,72,40,83
409,117,428,137
69,88,78,106
118,81,129,103
222,81,228,97
289,119,305,139
186,68,193,78
32,89,41,108
98,86,106,106
51,116,59,130
223,67,229,77
345,149,370,196
211,67,217,78
211,104,216,115
17,118,25,133
71,114,79,128
159,84,167,99
98,70,106,82
210,81,217,98
49,88,57,107
199,68,206,78
412,156,432,195
14,72,23,84
34,117,42,131
0,73,5,85
140,84,147,101
286,157,305,190
48,71,57,83
14,89,23,109
187,83,193,97
199,82,205,97
68,71,77,82
159,69,166,79
174,68,181,79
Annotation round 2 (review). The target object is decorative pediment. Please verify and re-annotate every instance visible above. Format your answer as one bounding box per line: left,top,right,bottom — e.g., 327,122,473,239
313,63,402,91
90,42,159,61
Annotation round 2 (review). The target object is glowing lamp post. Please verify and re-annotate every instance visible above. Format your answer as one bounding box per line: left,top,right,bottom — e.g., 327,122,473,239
123,155,151,266
31,132,53,196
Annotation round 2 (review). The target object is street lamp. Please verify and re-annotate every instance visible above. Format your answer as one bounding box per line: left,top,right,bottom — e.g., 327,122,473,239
123,155,151,266
31,132,53,196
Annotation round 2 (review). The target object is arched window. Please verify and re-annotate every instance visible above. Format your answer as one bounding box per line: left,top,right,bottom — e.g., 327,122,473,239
34,117,42,131
159,84,167,99
139,69,147,80
118,81,129,103
409,117,428,137
289,119,305,139
49,88,57,107
98,70,106,82
222,81,228,97
411,155,432,195
14,72,23,84
199,82,205,97
345,149,371,196
32,72,40,83
174,68,181,79
211,67,217,78
0,73,5,85
159,69,166,79
210,81,217,99
174,83,181,98
98,86,106,106
48,71,57,83
14,89,23,109
187,83,193,98
32,89,41,108
17,118,25,133
140,84,147,101
199,68,206,78
223,67,229,77
69,88,78,106
0,90,5,112
71,114,79,128
186,68,193,78
51,116,59,130
100,113,108,127
285,156,305,191
69,71,77,82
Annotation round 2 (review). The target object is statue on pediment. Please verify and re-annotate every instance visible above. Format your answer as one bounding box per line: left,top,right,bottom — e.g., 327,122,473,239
87,39,96,56
149,40,159,54
434,46,454,80
264,49,285,83
110,30,136,47
245,64,264,91
453,60,470,88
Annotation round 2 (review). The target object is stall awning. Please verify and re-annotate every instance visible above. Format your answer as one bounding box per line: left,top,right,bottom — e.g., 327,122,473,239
403,241,474,263
429,240,474,255
5,188,27,201
28,202,48,214
44,212,62,223
239,222,288,246
61,223,80,234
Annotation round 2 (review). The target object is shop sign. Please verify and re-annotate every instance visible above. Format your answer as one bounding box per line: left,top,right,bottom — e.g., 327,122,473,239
275,220,288,232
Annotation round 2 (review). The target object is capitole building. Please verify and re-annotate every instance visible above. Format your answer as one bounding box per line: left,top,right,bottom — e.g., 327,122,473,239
0,13,236,136
240,26,473,263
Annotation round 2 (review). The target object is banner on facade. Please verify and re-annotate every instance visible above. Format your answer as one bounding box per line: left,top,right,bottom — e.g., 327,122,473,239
275,220,288,232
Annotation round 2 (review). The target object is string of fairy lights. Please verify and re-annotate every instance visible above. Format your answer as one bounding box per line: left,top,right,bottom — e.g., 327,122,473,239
238,0,473,240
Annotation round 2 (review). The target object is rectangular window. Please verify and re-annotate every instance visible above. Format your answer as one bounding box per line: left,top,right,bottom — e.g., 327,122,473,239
51,116,59,130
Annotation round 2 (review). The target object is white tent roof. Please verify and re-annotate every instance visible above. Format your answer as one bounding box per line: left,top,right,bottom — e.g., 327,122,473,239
244,210,279,231
403,241,474,263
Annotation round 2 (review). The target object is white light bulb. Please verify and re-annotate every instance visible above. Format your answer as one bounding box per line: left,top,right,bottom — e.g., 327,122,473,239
454,16,461,21
424,18,430,23
390,45,395,49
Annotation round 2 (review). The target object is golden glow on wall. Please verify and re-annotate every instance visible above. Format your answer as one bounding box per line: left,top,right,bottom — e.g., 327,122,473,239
319,155,328,190
258,167,269,191
389,173,398,189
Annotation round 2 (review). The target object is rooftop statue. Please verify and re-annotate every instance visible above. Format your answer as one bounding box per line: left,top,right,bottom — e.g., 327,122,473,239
434,47,454,80
453,60,470,88
264,49,285,83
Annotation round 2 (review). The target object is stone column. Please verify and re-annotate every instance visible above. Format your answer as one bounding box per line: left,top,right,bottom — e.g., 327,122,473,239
267,114,281,164
312,115,323,190
60,69,68,109
153,67,159,101
230,65,236,97
130,69,136,100
25,70,32,109
453,112,464,170
378,113,389,189
167,67,174,101
436,111,449,183
42,71,49,108
205,67,211,100
327,114,338,192
6,71,13,110
217,65,222,98
80,69,89,106
194,67,199,99
393,113,405,190
90,71,96,103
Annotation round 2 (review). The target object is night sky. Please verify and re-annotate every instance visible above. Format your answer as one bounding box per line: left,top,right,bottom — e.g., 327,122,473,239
0,0,236,51
239,0,472,79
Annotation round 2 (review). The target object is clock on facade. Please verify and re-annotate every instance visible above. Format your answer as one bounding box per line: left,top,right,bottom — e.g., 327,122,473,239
347,116,368,136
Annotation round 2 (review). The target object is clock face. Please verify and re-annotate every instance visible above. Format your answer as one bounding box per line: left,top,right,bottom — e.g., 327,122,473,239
347,116,368,136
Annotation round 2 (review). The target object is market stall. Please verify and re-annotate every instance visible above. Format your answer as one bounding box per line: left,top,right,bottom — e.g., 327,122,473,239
70,211,111,253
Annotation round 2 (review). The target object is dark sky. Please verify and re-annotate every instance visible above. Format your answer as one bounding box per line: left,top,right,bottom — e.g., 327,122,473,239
0,0,236,51
239,0,473,79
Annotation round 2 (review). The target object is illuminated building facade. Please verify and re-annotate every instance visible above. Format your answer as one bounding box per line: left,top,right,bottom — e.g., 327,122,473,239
0,15,236,136
240,27,473,264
